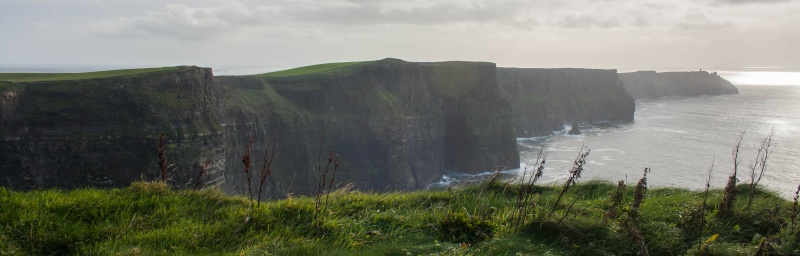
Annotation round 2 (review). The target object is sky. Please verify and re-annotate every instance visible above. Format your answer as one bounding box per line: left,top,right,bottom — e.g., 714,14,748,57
1,0,798,73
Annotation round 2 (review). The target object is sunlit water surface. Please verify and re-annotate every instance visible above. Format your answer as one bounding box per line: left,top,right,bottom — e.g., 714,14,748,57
432,71,800,198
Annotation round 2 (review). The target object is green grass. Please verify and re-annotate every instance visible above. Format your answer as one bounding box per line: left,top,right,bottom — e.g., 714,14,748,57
258,61,372,78
0,67,185,82
1,181,798,255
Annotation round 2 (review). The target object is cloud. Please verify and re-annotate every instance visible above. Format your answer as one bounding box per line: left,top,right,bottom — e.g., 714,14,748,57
89,0,662,42
92,3,283,40
285,0,524,25
718,0,791,4
676,10,733,30
554,14,623,29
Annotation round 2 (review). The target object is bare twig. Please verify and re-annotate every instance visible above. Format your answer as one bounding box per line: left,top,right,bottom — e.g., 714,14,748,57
158,133,168,182
699,161,714,250
242,136,254,205
549,145,590,217
719,134,744,218
194,158,212,190
256,135,277,206
747,130,774,209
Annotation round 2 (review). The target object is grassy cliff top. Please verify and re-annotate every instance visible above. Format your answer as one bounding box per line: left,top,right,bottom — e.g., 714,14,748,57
0,180,796,255
257,61,373,78
255,58,499,79
0,66,189,82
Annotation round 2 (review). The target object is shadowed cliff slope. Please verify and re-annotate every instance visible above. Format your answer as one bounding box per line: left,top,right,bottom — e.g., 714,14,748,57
218,58,520,195
0,60,645,196
620,71,739,99
497,68,635,137
0,66,224,189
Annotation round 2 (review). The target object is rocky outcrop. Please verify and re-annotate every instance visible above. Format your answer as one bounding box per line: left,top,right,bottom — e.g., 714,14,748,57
497,68,635,137
0,67,225,189
619,71,738,99
218,59,519,195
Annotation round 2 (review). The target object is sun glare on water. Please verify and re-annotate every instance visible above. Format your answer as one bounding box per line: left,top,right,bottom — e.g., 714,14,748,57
719,71,800,86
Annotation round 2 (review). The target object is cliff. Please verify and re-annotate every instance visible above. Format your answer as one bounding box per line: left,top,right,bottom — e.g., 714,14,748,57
218,58,519,195
0,59,520,196
0,67,225,189
497,68,635,137
619,71,739,99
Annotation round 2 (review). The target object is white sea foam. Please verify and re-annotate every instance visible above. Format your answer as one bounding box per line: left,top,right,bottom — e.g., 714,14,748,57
589,161,606,166
594,148,626,155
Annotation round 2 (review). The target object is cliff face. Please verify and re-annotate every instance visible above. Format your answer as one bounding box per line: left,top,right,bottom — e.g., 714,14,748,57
0,67,225,189
0,60,520,196
619,71,739,99
218,59,519,195
497,68,635,137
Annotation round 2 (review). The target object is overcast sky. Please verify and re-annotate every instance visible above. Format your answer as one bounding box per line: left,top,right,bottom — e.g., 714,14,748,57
1,0,798,73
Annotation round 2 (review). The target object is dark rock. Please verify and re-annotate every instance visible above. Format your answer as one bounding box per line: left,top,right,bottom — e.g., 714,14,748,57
0,59,520,197
497,68,635,137
0,67,225,190
217,59,520,195
619,71,738,99
568,122,581,135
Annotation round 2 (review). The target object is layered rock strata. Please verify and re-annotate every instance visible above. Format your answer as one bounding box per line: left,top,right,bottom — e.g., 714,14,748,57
0,67,225,189
497,68,635,137
218,59,519,195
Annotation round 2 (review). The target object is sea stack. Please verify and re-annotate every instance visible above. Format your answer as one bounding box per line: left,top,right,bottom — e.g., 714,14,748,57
568,122,582,135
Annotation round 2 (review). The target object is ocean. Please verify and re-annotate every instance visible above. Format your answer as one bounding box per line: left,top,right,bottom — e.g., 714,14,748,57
435,71,800,198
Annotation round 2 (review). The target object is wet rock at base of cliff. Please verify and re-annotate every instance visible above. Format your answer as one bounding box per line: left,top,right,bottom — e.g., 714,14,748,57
568,122,581,135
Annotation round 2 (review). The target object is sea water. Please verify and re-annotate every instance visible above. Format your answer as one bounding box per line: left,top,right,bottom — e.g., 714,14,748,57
435,71,800,198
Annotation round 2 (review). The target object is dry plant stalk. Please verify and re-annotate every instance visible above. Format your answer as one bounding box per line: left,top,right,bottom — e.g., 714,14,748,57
699,162,714,250
747,130,774,209
322,151,341,216
718,172,738,218
631,168,650,213
256,135,277,206
513,146,545,228
314,140,342,224
194,158,212,190
158,133,168,181
549,145,589,218
719,134,744,218
604,180,626,223
156,133,176,183
792,183,800,232
242,136,254,204
621,168,651,256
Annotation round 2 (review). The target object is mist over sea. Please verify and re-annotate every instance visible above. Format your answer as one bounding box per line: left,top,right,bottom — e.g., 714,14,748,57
505,71,800,198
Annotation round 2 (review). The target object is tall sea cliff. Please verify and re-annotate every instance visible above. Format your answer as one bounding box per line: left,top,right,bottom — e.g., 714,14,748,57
0,67,225,189
3,60,720,196
497,68,635,137
0,59,521,196
218,58,519,195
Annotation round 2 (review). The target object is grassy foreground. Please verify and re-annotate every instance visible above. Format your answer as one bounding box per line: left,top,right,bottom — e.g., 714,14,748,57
1,180,800,255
